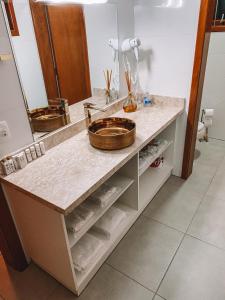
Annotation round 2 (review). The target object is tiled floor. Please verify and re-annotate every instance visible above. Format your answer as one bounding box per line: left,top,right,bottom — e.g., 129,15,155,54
1,139,225,300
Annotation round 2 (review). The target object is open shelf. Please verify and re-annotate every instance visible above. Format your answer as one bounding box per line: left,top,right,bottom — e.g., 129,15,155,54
67,174,134,248
72,203,137,292
139,161,173,210
139,140,173,177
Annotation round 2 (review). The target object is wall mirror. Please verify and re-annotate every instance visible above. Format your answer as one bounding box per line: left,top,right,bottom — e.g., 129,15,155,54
3,0,119,141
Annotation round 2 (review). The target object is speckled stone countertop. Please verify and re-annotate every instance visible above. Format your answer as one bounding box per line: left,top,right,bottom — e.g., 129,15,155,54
1,97,184,215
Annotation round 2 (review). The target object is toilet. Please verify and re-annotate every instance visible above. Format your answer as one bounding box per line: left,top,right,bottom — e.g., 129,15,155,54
197,121,205,140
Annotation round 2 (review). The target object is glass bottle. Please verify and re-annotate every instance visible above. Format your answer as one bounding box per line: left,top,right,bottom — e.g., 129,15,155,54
123,93,137,113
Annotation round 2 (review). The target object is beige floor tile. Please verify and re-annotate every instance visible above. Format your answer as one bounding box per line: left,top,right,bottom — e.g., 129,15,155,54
207,159,225,199
154,296,166,300
158,235,225,300
47,264,154,300
144,179,203,232
107,217,183,292
188,194,225,249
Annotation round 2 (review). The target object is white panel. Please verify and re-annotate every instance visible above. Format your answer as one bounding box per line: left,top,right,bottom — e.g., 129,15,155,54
84,4,118,91
134,0,201,175
11,1,48,109
0,5,33,157
201,32,225,140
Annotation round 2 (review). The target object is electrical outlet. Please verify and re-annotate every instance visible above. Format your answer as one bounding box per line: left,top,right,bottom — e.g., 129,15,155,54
0,121,11,142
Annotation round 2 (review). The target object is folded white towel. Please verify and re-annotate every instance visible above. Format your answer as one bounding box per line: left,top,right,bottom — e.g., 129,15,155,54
66,205,94,233
93,206,127,239
71,233,103,272
91,184,120,208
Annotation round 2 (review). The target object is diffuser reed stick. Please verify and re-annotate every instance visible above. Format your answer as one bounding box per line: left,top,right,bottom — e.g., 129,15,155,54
104,69,112,104
125,71,132,96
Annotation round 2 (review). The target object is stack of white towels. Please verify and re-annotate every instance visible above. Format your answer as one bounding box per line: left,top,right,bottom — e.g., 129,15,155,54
93,206,127,239
66,184,121,235
66,204,94,234
71,233,103,272
71,206,127,273
91,184,121,208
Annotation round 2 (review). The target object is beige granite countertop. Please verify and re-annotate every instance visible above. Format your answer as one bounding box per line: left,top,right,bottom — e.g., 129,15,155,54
1,97,184,215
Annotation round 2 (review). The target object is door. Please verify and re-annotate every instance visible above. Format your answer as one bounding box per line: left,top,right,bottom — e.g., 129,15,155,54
30,2,92,105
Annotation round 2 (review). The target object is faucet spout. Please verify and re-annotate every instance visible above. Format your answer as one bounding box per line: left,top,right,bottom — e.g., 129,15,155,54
83,102,106,129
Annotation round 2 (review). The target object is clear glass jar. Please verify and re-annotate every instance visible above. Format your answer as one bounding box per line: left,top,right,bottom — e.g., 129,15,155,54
123,93,137,113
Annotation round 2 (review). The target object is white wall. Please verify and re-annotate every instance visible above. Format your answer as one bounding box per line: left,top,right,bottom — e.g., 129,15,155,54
201,32,225,140
11,0,48,110
117,0,135,96
0,5,33,158
134,0,201,175
84,4,118,91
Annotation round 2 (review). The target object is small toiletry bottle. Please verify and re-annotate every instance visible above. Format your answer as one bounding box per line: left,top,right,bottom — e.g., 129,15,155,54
30,146,37,160
35,143,42,157
1,158,15,175
143,93,153,107
8,158,16,173
25,149,33,163
16,152,27,169
12,155,19,170
39,142,46,155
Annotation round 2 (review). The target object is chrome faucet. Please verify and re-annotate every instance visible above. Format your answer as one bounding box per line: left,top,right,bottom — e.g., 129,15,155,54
83,102,106,129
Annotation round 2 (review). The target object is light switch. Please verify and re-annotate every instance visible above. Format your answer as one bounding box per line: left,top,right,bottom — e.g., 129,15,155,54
0,121,11,142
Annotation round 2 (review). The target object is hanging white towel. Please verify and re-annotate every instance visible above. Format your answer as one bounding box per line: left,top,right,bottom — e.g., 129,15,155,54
91,184,120,208
66,205,94,233
93,206,127,239
71,233,103,272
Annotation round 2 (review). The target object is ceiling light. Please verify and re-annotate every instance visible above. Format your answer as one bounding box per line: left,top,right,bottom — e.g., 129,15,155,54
34,0,108,4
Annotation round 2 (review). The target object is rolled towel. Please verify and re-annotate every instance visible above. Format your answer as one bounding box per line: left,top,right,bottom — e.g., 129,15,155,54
71,233,103,272
93,206,127,239
91,184,120,208
203,109,214,118
66,205,94,233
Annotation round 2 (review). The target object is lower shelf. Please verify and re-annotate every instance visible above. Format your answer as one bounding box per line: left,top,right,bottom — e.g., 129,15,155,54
67,174,134,248
71,162,173,294
73,203,137,292
139,161,173,210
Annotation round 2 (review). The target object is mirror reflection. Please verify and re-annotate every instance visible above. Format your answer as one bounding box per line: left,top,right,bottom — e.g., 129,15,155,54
4,1,119,140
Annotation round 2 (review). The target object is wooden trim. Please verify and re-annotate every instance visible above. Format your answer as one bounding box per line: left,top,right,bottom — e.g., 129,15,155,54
0,184,28,271
4,1,19,36
182,0,216,179
212,25,225,31
79,7,92,98
29,0,59,99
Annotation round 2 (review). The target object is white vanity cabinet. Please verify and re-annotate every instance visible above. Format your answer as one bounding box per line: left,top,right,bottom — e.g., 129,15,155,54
3,121,176,296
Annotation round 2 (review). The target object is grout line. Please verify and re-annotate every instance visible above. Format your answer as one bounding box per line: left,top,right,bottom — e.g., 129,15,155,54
152,294,167,300
186,233,225,253
142,214,185,234
106,262,156,295
153,149,222,297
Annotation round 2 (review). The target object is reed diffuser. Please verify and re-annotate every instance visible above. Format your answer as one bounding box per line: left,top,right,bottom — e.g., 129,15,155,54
123,71,137,113
104,69,112,104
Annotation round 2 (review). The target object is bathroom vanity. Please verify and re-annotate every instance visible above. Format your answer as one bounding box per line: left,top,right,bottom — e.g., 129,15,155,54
0,97,184,296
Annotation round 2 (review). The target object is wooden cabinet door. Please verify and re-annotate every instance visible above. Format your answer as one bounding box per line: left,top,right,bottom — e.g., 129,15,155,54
47,5,91,105
30,3,92,105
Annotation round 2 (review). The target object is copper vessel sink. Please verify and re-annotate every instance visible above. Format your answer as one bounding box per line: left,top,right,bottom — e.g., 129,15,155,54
88,117,136,150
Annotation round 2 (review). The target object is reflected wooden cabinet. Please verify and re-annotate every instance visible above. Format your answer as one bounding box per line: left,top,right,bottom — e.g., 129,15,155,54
212,0,225,32
4,1,19,36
